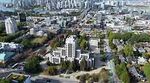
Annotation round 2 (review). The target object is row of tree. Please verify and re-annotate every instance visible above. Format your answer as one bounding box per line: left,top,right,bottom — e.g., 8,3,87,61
114,56,131,83
108,31,150,45
108,31,117,50
0,30,27,42
115,63,130,83
50,36,65,49
77,34,89,51
20,36,48,49
60,58,90,73
44,58,91,76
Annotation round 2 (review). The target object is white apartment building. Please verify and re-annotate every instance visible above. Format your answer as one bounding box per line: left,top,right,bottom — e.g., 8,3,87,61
65,35,76,61
46,35,95,67
5,17,18,34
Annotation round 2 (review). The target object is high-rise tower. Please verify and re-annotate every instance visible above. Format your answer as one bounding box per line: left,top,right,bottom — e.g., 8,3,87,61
5,17,18,34
65,35,77,61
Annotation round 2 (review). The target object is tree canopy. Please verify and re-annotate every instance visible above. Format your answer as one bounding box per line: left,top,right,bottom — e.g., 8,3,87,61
69,60,80,72
24,56,41,74
21,39,33,48
143,63,150,83
108,31,117,50
44,66,58,75
78,34,89,51
0,79,10,83
0,22,5,33
123,44,133,56
60,61,71,72
108,31,150,44
115,63,130,83
125,17,136,26
50,37,64,49
80,58,88,71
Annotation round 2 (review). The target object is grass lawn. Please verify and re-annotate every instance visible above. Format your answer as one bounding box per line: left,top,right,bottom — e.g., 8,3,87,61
32,36,48,45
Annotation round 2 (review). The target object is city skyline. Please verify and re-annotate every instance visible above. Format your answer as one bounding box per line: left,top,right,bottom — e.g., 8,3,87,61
0,0,150,83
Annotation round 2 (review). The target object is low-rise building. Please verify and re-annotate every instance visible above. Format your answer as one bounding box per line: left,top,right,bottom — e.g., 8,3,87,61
6,73,31,83
0,42,23,52
128,66,145,81
137,57,147,65
0,52,15,63
89,38,100,53
0,42,23,63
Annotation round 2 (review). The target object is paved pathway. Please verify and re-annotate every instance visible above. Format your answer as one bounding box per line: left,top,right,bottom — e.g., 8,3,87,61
31,75,79,83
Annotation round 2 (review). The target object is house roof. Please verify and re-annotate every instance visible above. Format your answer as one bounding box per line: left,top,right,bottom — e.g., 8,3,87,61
0,52,15,61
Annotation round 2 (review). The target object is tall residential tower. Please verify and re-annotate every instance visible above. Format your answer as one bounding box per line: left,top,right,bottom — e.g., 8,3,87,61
5,17,18,34
65,35,77,61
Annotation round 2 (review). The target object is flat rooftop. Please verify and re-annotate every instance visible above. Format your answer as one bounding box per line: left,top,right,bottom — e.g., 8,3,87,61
7,73,30,83
0,52,15,62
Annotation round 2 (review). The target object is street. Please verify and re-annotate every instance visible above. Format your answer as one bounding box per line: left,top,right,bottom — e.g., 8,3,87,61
31,75,78,83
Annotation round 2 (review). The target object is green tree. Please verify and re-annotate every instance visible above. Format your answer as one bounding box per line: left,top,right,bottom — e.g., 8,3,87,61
115,63,130,83
80,58,88,71
138,33,150,42
69,59,80,72
24,56,41,74
45,66,58,75
121,32,133,42
0,79,10,83
108,31,114,42
109,41,117,50
123,44,133,56
108,31,117,50
120,71,130,83
60,61,70,71
50,38,63,49
143,53,150,58
21,39,32,48
80,39,88,50
0,22,5,33
128,34,139,44
101,54,107,62
143,63,150,83
125,17,135,26
113,56,121,65
78,34,89,51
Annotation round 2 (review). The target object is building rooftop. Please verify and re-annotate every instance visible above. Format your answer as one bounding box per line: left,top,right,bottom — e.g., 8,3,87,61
0,52,15,62
65,35,76,44
7,73,30,83
0,42,22,51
